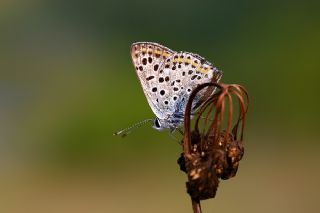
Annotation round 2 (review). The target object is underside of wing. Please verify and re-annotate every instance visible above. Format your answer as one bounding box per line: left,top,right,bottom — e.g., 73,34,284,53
154,51,222,118
130,42,175,119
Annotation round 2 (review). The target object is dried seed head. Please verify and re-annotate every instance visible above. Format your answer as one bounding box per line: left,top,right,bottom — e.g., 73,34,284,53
178,82,249,201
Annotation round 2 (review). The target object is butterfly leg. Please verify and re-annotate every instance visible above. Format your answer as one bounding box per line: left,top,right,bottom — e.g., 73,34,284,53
192,112,214,122
176,128,184,135
167,132,179,144
168,128,183,144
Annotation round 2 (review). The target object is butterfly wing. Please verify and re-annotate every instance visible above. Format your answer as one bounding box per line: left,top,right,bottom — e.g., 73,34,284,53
154,51,222,119
131,42,175,119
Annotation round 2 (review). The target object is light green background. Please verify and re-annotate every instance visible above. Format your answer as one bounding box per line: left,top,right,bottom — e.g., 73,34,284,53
1,0,319,212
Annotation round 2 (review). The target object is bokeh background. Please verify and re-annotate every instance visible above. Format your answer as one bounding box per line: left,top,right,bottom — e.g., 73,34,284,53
1,0,319,212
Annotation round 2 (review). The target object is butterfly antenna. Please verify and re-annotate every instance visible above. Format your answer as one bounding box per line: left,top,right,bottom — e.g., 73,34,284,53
113,119,154,137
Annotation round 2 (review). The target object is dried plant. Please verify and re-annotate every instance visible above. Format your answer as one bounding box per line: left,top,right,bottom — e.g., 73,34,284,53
177,82,249,212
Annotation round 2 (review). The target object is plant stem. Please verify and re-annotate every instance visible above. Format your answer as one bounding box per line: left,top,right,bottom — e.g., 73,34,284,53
191,198,202,213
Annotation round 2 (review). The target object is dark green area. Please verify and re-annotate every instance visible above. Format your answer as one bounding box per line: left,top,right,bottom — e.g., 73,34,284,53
1,0,319,166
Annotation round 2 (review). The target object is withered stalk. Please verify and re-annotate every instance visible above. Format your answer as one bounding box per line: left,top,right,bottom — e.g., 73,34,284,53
192,198,202,213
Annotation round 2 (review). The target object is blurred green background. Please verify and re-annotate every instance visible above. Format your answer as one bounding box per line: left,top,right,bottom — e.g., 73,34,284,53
1,0,319,212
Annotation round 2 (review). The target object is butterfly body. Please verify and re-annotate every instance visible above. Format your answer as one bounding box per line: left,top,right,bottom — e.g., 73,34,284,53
131,42,222,132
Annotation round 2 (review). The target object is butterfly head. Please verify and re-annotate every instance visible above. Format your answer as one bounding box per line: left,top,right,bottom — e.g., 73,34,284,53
152,117,183,132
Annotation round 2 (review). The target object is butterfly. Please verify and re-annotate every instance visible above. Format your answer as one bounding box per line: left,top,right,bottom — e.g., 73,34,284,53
114,42,222,136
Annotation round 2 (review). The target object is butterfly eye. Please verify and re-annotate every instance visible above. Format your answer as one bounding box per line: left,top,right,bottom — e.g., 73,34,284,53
154,119,161,129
